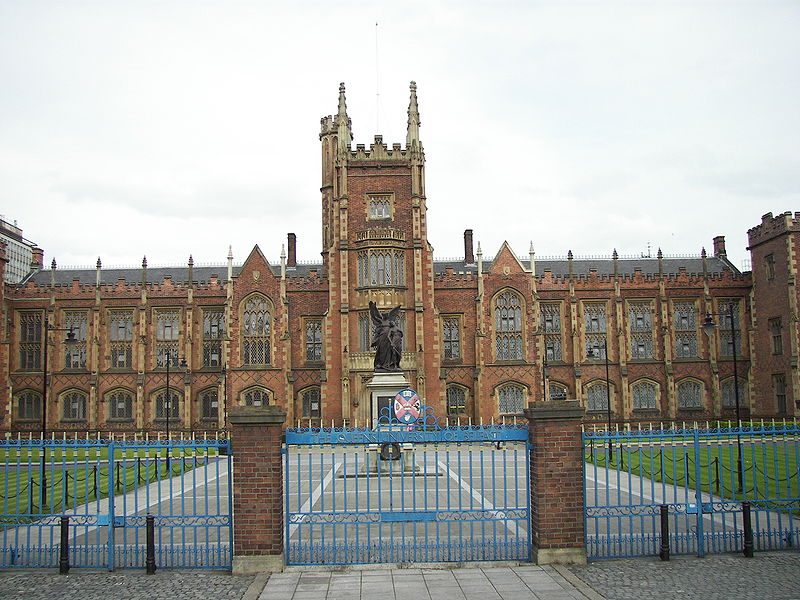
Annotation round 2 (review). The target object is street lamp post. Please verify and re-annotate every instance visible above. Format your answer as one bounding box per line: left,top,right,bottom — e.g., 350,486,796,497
702,303,744,494
587,337,613,458
40,316,77,512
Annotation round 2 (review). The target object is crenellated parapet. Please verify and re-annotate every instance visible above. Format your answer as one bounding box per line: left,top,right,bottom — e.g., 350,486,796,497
285,272,328,291
8,276,228,299
349,136,420,163
748,211,800,247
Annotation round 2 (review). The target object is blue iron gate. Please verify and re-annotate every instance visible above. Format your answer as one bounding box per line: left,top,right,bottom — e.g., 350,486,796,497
584,423,800,560
285,409,530,566
0,435,232,569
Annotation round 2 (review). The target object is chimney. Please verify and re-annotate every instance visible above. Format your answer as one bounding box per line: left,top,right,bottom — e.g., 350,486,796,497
464,229,475,265
287,233,297,268
31,246,44,270
712,236,727,257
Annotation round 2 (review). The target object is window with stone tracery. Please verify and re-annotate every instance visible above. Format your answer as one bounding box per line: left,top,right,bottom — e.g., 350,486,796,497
494,291,523,362
721,378,748,409
586,382,609,411
677,380,703,409
584,303,607,359
19,311,42,371
673,301,698,359
61,390,87,421
107,389,133,420
357,250,405,287
203,308,225,367
498,383,525,414
155,309,180,368
632,380,658,410
242,296,271,365
540,303,562,361
718,300,742,358
109,310,134,369
64,311,88,369
628,302,653,360
368,195,392,220
442,316,461,360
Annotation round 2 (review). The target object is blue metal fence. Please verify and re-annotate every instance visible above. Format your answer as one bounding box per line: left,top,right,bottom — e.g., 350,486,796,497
584,424,800,560
0,435,232,570
285,410,531,566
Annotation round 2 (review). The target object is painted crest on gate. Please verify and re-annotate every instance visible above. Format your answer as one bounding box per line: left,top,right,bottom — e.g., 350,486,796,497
393,388,421,424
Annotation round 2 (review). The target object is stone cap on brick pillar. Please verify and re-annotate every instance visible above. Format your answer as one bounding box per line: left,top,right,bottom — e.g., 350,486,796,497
524,400,584,421
229,405,286,426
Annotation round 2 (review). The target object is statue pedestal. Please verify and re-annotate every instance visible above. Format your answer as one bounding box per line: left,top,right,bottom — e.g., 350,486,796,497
365,371,417,473
366,371,409,428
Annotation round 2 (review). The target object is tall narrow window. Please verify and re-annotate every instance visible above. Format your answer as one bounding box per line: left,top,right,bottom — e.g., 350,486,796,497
64,311,88,369
774,373,787,414
368,195,391,219
719,301,742,358
301,387,321,419
541,303,562,361
632,380,657,410
495,291,523,361
446,386,467,415
628,302,653,359
442,316,461,360
200,389,219,420
19,311,42,370
586,383,609,411
721,378,748,409
61,390,87,421
765,254,775,280
769,317,783,355
673,301,698,358
109,310,134,369
584,303,607,359
155,309,181,367
107,389,133,420
16,390,42,421
242,296,271,365
203,308,225,367
677,380,703,409
498,384,525,414
358,312,371,352
305,319,323,362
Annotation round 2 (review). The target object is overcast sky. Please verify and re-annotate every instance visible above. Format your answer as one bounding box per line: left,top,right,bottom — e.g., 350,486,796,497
2,1,798,272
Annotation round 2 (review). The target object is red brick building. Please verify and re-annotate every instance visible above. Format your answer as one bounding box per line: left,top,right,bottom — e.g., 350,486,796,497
0,83,793,433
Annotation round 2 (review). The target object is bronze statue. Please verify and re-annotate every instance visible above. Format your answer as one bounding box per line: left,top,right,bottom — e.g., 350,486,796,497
369,301,403,372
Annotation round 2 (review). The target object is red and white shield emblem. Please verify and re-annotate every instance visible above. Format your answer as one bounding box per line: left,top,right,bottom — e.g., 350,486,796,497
393,389,421,424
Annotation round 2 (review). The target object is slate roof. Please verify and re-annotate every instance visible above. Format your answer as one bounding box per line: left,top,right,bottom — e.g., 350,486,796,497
16,254,736,287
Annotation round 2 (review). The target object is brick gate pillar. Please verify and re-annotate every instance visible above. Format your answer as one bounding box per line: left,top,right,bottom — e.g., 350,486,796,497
525,400,587,565
229,405,286,574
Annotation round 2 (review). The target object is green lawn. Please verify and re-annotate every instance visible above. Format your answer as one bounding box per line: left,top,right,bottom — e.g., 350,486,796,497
0,446,221,518
586,439,800,502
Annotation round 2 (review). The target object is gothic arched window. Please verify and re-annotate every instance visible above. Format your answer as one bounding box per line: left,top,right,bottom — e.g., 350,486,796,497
242,295,271,365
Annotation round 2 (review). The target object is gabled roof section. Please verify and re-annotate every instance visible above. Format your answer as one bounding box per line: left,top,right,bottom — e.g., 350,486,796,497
488,242,526,275
239,244,271,272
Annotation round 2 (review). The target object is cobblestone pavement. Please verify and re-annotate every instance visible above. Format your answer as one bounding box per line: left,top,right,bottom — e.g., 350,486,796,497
0,570,256,600
566,551,800,600
4,552,800,600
